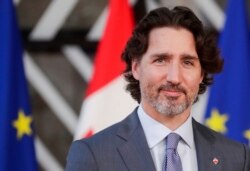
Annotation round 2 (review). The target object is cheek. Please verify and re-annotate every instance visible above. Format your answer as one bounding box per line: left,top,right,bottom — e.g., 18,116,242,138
183,72,203,89
143,67,166,84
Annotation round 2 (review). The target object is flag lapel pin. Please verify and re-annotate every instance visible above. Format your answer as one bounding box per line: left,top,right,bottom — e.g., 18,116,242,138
212,157,219,165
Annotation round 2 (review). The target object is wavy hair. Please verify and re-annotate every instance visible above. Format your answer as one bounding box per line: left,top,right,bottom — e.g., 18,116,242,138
122,6,223,103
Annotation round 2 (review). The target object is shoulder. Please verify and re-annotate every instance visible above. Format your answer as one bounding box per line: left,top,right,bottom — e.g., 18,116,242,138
66,108,140,170
67,107,139,155
82,107,140,144
193,119,245,148
193,120,250,156
193,119,250,169
65,139,97,171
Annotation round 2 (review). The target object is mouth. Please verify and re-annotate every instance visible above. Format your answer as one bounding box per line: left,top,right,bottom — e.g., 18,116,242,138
158,84,186,98
161,89,184,97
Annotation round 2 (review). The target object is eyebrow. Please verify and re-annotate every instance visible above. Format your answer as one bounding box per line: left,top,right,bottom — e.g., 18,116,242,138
181,54,199,61
150,53,199,60
150,52,172,58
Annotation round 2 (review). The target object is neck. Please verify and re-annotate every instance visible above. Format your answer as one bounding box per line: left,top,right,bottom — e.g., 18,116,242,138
141,103,191,130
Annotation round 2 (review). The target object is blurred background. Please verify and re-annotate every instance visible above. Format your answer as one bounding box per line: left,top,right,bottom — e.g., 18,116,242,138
2,0,250,170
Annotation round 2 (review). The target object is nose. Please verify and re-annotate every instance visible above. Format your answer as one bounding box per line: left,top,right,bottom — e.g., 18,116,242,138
167,63,180,85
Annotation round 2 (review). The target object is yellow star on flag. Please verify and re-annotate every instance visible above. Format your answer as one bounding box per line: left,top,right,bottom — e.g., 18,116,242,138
205,108,229,134
12,110,33,139
244,129,250,141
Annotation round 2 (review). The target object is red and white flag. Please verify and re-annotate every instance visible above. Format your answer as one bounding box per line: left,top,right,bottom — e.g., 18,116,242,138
74,0,137,139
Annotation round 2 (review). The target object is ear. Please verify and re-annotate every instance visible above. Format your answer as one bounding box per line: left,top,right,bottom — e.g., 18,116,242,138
200,70,204,83
132,60,140,80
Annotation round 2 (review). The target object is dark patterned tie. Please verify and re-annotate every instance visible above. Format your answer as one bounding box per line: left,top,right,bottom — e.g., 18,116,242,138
164,133,182,171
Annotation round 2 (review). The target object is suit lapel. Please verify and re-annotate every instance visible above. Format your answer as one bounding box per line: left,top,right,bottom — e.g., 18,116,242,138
116,109,156,171
193,119,223,171
116,111,226,171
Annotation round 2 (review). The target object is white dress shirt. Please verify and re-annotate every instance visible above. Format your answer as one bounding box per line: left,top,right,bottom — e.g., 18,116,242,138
137,105,198,171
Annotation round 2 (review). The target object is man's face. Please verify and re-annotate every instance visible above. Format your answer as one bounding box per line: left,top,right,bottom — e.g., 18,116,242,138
132,27,203,117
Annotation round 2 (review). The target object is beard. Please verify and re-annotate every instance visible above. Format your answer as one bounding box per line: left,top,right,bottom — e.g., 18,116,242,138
141,82,198,117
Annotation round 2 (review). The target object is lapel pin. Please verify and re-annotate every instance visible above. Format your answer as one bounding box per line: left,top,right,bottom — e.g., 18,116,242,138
212,158,219,165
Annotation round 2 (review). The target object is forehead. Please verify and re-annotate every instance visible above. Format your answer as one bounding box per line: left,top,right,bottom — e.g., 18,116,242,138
146,27,197,57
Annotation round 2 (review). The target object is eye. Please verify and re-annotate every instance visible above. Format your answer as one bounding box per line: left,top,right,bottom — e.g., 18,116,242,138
153,57,167,65
183,60,194,66
183,59,195,67
155,58,165,63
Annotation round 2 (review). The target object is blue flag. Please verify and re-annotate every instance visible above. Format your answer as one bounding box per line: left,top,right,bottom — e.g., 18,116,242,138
0,0,38,170
205,0,250,145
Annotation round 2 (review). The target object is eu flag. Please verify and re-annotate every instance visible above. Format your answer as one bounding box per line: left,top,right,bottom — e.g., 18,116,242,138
0,0,38,170
205,0,250,145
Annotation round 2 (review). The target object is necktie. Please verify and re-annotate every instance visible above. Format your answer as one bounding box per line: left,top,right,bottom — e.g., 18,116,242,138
164,133,182,171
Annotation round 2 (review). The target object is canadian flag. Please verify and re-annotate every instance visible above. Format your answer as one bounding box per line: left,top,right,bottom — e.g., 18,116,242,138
74,0,138,139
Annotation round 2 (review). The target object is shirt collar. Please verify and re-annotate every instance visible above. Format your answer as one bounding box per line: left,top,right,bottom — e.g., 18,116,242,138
137,104,194,149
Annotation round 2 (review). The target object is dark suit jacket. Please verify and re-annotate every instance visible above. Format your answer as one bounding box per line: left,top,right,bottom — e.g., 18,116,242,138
65,108,250,171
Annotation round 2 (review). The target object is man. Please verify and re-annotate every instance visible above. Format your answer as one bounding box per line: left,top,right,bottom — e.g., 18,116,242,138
66,7,250,171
